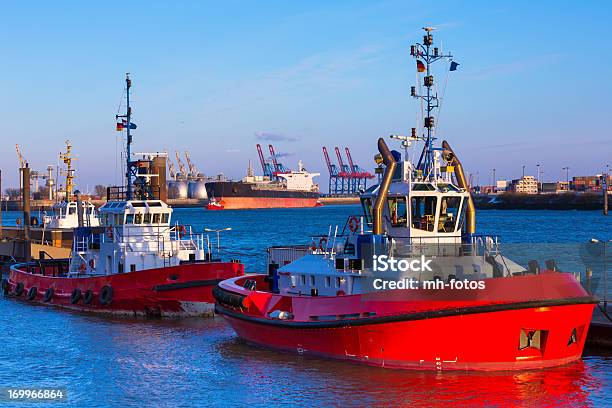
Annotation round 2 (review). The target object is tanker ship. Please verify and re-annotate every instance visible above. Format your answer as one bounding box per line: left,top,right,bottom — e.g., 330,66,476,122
206,145,320,209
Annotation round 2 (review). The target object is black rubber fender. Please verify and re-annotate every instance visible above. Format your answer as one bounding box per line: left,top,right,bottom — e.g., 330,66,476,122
14,282,24,297
83,290,93,305
43,287,54,302
70,288,82,304
212,285,246,308
99,285,113,305
26,287,37,301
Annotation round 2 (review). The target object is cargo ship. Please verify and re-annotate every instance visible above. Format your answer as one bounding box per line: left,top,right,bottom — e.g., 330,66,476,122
205,151,320,209
214,28,596,370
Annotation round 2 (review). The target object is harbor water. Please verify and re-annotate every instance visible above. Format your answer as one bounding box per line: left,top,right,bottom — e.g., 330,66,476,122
0,206,610,407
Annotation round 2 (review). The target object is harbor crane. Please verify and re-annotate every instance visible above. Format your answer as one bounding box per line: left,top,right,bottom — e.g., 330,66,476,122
256,144,274,179
164,150,177,180
322,146,372,195
175,151,187,179
184,151,198,178
268,144,289,175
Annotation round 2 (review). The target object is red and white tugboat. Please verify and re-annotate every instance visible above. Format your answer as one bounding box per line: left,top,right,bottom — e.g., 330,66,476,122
3,74,243,317
214,29,596,370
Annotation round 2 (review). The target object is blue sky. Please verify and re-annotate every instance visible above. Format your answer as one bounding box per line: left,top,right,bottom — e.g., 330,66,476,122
0,1,610,191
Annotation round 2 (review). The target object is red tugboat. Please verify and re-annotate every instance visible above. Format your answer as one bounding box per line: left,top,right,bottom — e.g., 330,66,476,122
214,29,596,370
2,75,243,317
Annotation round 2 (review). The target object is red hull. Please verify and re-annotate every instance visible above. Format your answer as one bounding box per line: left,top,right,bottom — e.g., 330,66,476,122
215,272,596,370
217,197,319,209
7,261,243,317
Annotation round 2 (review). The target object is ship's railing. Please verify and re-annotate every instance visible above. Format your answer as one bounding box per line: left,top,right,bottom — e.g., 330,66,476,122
75,224,207,257
11,259,71,277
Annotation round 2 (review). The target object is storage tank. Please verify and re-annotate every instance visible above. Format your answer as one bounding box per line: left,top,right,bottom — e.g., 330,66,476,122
168,179,188,199
188,174,208,199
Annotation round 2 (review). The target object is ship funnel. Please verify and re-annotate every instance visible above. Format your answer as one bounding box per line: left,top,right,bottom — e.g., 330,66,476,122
441,141,476,235
373,138,397,235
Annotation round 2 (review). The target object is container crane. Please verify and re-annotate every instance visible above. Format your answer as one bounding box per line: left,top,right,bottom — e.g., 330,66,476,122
345,147,374,193
268,144,289,175
323,147,342,195
256,144,274,178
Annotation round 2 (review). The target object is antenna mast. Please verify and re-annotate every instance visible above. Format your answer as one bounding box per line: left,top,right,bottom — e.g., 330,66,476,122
410,27,453,177
59,140,75,199
116,73,133,199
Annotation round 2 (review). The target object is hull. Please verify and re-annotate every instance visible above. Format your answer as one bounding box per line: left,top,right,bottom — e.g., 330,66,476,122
216,197,319,209
6,261,243,317
215,273,596,371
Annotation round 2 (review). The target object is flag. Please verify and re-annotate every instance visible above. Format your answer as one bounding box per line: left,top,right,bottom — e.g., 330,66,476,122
122,119,137,129
449,61,459,71
416,60,425,73
116,122,124,131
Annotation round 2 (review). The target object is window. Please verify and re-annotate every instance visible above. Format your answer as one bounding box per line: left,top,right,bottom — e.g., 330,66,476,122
161,213,169,224
134,213,143,224
68,206,76,215
438,196,462,233
411,196,437,231
335,277,341,288
144,213,151,223
360,198,373,226
125,214,134,224
301,275,306,285
118,263,124,273
325,276,331,287
387,196,407,227
130,264,136,272
310,275,315,286
152,213,160,224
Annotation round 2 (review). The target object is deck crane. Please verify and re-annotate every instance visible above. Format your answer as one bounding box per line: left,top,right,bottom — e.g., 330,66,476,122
175,151,187,179
256,144,274,178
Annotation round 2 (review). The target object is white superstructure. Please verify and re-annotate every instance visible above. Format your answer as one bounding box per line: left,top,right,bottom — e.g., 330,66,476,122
68,199,208,276
43,200,100,229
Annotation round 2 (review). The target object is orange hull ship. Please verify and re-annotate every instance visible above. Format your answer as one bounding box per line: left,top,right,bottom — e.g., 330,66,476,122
215,196,319,210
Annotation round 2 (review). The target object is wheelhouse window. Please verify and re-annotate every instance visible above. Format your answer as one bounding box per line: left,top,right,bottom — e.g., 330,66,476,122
144,213,151,224
360,198,373,226
387,196,407,227
68,206,76,215
125,214,134,224
152,213,161,224
411,196,437,232
134,213,143,224
161,213,169,224
438,196,462,233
